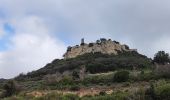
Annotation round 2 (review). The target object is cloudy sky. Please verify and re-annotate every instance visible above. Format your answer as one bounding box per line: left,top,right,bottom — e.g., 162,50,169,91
0,0,170,78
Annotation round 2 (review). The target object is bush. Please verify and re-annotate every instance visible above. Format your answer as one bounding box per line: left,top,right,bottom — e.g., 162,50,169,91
99,91,106,96
63,94,79,100
139,72,156,81
60,76,74,85
114,71,130,82
72,71,80,80
145,82,170,100
70,85,80,91
154,64,170,78
145,83,156,100
155,83,170,100
43,73,62,85
82,91,129,100
86,63,104,74
83,74,113,85
89,43,94,47
3,80,21,97
153,51,170,64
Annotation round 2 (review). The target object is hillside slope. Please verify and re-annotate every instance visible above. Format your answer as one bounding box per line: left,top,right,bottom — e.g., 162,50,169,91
15,51,152,81
2,39,165,100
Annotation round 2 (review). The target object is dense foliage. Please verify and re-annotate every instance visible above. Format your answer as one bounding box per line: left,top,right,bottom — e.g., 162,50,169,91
2,80,21,97
153,51,170,64
113,70,130,82
15,52,152,81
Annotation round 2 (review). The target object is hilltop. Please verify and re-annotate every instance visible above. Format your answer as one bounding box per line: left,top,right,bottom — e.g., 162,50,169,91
64,38,137,59
14,39,151,81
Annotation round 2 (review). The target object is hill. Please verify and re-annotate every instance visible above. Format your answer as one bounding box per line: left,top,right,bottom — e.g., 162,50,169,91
4,39,170,100
15,38,152,81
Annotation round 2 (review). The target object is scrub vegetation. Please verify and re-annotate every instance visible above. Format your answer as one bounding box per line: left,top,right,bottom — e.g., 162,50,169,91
1,50,170,100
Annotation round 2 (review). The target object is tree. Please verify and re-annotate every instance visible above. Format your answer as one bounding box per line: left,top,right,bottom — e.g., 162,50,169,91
72,71,79,80
153,51,170,64
3,80,21,97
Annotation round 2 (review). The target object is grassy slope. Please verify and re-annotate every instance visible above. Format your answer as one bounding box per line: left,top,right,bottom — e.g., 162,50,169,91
15,52,152,81
1,52,156,99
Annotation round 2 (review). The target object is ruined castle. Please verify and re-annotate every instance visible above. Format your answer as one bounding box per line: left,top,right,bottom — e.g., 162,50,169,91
63,38,137,59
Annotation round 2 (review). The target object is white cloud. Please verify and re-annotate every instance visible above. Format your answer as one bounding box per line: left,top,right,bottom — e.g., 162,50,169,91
0,16,66,78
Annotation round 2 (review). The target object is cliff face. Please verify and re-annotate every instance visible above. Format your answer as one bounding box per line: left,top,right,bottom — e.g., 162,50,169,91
63,39,137,59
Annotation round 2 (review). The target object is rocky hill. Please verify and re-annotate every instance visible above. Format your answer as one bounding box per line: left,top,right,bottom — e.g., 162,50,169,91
14,39,151,81
1,38,159,100
63,38,137,59
2,39,170,100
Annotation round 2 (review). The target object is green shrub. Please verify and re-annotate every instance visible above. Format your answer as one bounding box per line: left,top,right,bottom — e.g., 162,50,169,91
153,51,170,64
114,70,130,82
81,95,114,100
34,92,63,100
82,91,129,100
99,91,106,96
122,82,130,87
83,74,113,85
145,82,170,100
141,70,144,75
3,80,21,97
62,94,79,100
89,43,94,47
2,96,24,100
48,76,75,90
145,83,156,99
70,85,80,91
72,71,80,80
139,72,156,81
154,64,170,79
155,83,170,100
112,91,130,100
60,76,74,85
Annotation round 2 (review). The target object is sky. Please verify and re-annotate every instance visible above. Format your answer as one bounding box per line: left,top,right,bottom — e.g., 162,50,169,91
0,0,170,78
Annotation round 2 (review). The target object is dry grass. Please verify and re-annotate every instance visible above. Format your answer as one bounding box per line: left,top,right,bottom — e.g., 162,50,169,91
26,81,150,98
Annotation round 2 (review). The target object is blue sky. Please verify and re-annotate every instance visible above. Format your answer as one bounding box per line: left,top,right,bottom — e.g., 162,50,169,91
0,0,170,78
0,23,14,50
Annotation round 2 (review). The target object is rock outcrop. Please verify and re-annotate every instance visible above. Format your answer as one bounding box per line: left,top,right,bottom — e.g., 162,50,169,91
63,38,137,59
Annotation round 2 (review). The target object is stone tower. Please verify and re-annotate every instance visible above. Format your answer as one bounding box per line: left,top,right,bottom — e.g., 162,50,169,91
81,38,84,44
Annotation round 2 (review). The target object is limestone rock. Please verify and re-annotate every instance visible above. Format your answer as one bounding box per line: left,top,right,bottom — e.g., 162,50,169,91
63,38,137,59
